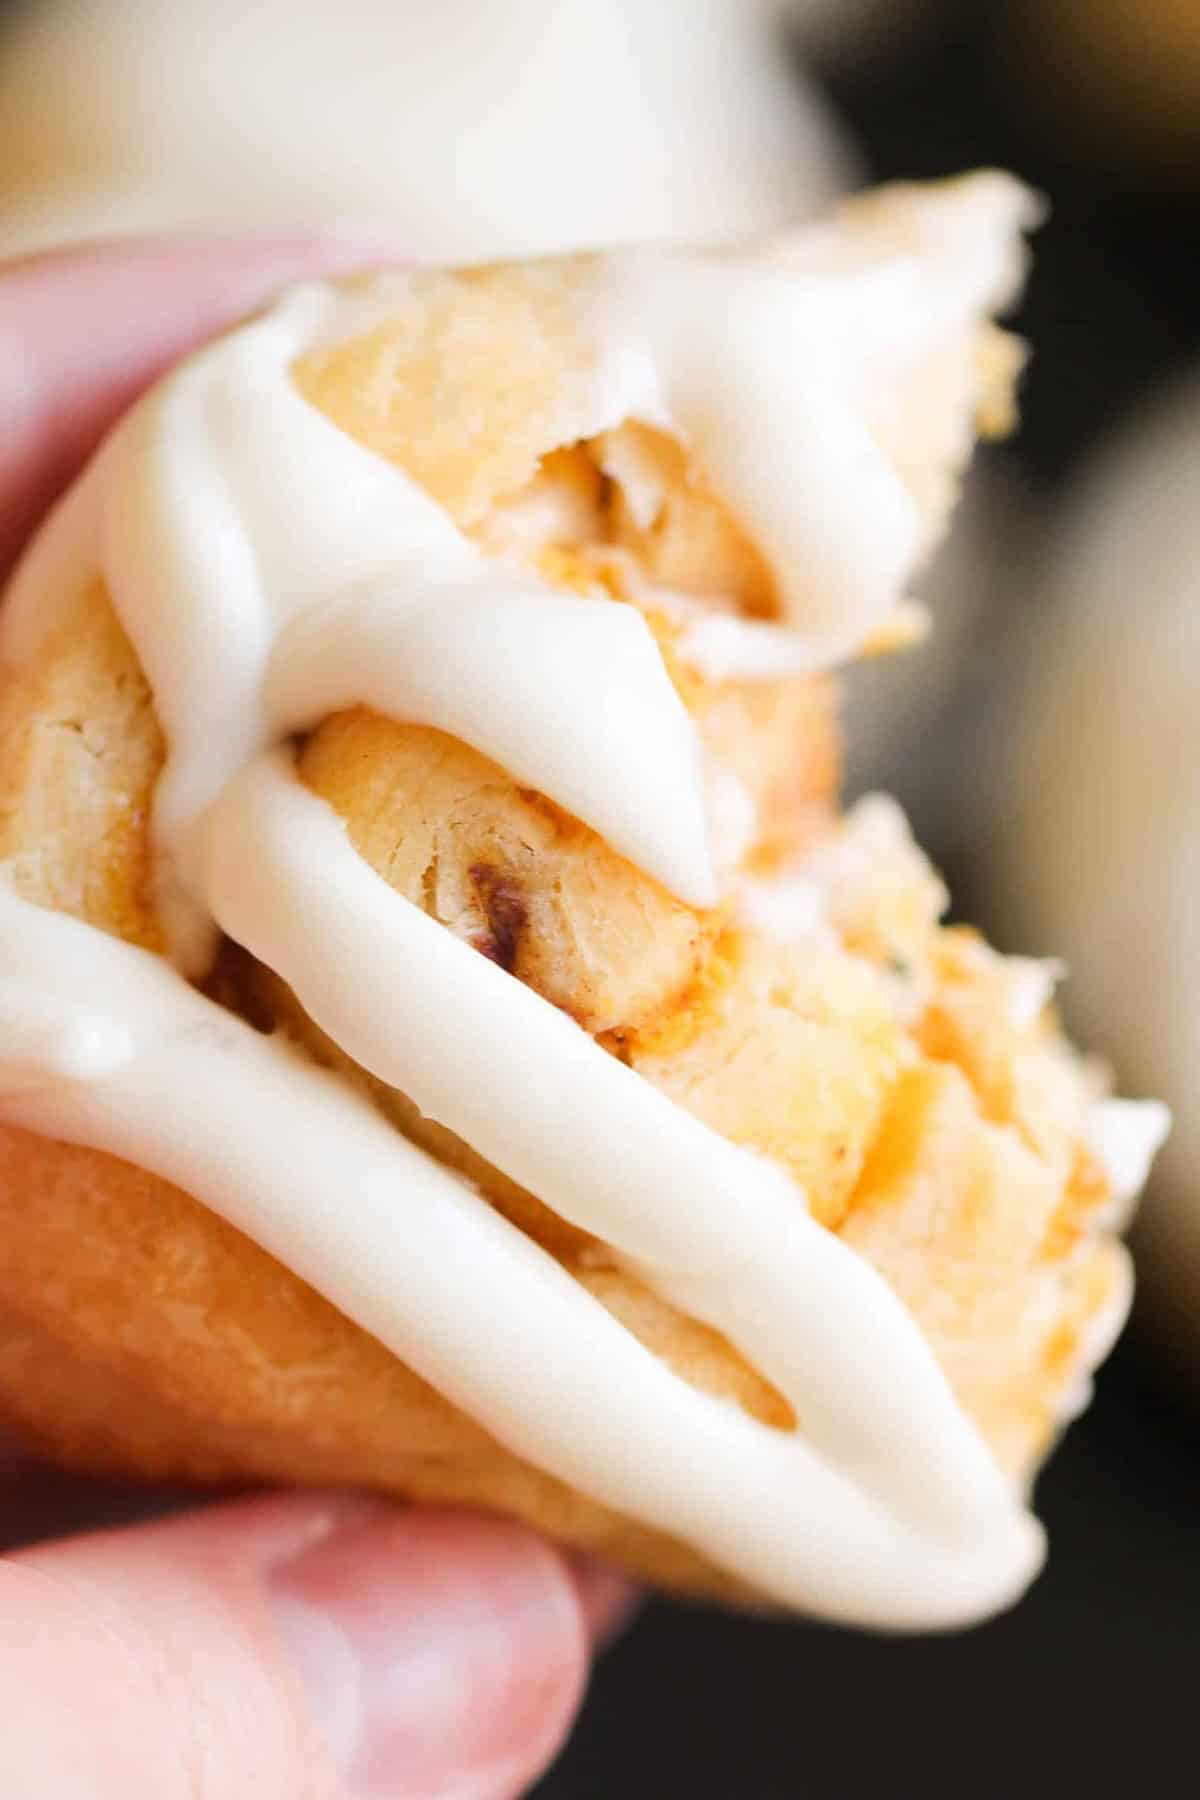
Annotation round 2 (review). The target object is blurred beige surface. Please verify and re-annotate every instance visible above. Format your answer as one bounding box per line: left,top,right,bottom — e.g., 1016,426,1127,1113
992,375,1200,1343
0,0,854,259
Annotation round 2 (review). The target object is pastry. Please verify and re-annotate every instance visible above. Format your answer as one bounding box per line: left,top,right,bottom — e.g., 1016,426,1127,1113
0,174,1165,1629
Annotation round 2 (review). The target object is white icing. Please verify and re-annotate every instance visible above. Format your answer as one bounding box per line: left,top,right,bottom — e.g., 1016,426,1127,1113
705,765,761,874
677,615,827,682
677,599,933,685
740,875,830,943
1003,957,1065,1032
0,190,1093,1627
0,989,136,1094
1088,1099,1173,1230
591,173,1037,659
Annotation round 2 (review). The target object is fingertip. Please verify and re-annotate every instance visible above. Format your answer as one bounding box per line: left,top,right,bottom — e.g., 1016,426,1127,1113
0,1493,592,1799
267,1507,589,1798
0,226,412,586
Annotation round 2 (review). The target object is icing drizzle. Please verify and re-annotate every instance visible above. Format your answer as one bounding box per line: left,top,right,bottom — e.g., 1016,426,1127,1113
0,178,1116,1627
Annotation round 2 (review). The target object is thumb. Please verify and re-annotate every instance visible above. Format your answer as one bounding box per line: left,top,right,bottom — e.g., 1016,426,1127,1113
0,1492,595,1799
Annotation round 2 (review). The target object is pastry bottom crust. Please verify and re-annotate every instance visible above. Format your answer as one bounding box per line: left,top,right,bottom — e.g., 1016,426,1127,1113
0,1125,764,1601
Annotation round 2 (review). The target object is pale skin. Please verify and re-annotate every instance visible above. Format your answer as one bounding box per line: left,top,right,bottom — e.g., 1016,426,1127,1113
0,234,634,1800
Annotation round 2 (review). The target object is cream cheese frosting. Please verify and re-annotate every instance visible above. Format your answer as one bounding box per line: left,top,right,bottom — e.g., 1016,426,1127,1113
0,179,1131,1627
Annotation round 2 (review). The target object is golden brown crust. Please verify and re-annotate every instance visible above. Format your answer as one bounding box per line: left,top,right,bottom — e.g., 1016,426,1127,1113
0,582,164,949
293,262,602,530
0,1124,772,1599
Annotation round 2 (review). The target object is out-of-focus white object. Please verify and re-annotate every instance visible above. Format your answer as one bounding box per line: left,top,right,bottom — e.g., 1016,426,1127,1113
0,0,854,260
994,376,1198,1337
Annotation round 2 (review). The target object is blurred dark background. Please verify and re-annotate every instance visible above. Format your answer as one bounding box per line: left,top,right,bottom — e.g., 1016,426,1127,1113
2,3,1198,1795
538,10,1200,1798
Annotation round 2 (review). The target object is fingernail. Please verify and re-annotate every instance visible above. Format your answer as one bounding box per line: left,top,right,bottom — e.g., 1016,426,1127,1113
268,1509,587,1799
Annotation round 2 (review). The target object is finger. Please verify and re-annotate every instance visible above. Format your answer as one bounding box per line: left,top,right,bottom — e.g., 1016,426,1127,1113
567,1553,642,1648
0,229,401,582
0,1492,591,1800
0,1440,636,1650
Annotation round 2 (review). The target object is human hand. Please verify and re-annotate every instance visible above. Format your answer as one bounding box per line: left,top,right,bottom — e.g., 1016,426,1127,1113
0,234,633,1799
